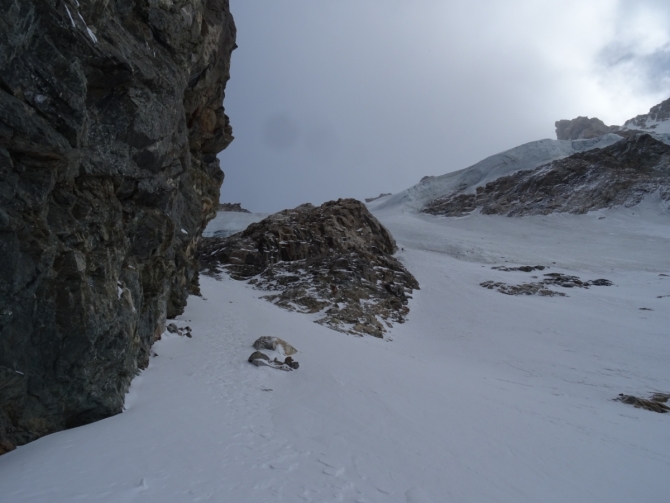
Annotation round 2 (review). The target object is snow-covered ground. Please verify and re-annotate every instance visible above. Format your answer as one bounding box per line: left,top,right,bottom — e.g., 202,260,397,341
1,200,669,502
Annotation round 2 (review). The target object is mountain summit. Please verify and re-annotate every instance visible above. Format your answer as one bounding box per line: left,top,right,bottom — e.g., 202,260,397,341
556,97,670,140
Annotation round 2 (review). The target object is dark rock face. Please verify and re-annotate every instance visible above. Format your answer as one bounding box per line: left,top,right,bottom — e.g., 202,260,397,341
423,134,670,217
481,270,612,297
555,116,620,140
199,199,419,338
0,0,236,450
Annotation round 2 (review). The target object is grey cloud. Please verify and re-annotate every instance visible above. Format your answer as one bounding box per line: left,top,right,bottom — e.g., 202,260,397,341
599,43,670,93
219,0,670,213
263,113,299,151
304,122,341,164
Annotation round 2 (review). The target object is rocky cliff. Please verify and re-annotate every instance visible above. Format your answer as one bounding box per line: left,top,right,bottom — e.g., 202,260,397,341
0,0,236,453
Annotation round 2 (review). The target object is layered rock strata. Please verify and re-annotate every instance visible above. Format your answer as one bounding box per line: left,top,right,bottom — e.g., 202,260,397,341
423,134,670,217
199,199,419,338
0,0,236,451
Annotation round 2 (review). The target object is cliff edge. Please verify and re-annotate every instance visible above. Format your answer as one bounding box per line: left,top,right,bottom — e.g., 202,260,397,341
0,0,236,452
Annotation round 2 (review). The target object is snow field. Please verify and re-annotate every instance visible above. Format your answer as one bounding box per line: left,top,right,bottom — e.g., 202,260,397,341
0,203,668,502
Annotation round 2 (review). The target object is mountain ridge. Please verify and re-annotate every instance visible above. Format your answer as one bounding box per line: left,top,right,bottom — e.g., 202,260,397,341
370,97,670,218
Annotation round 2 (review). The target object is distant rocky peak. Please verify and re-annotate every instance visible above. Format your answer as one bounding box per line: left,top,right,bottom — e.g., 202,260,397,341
623,96,670,130
555,116,620,141
556,96,670,141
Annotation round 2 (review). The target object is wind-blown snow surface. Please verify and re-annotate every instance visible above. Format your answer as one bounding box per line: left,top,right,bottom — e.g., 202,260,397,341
1,203,669,502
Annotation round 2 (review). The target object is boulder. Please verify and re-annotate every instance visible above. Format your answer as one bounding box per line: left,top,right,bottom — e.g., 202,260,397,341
252,337,298,356
200,199,419,338
615,393,670,413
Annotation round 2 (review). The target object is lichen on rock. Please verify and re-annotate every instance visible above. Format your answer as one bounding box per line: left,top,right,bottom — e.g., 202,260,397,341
0,0,236,450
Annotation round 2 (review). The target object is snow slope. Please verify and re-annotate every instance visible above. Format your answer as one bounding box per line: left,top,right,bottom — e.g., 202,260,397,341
1,200,668,502
625,118,670,135
369,134,623,212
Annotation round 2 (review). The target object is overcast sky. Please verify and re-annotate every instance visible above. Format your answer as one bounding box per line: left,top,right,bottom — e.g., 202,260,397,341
219,0,670,212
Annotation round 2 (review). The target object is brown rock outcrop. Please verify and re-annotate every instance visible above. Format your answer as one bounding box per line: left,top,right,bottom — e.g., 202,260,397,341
199,199,419,337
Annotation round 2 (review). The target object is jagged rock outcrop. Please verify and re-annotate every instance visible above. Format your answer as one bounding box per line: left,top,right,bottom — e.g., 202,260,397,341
199,199,419,338
624,97,670,130
0,0,236,452
218,202,250,212
555,116,620,140
423,134,670,217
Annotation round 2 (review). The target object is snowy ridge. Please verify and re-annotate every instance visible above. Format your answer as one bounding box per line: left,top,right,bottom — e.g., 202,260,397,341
203,211,268,238
623,97,670,135
624,118,670,135
368,134,623,213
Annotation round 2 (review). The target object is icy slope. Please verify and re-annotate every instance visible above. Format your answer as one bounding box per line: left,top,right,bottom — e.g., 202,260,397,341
0,203,668,503
369,134,622,212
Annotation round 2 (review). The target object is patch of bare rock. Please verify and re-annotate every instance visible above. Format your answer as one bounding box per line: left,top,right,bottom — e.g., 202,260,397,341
248,337,299,371
199,199,419,338
492,265,547,272
481,267,613,297
166,323,193,338
615,393,670,413
423,134,670,217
